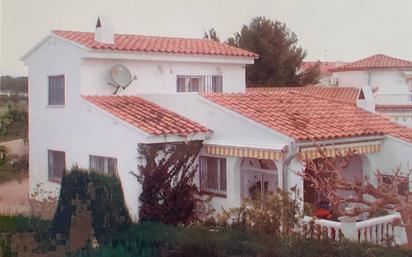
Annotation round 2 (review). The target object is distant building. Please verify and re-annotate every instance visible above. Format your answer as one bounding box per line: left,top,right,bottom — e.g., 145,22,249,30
330,54,412,127
299,61,348,86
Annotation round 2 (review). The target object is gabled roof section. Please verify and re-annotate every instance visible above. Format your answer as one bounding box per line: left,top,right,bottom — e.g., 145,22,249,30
247,86,361,105
202,91,412,143
82,95,211,137
330,54,412,72
52,30,258,58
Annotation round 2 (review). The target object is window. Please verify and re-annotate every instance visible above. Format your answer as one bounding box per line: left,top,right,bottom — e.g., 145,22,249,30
48,150,65,182
48,75,65,105
381,175,409,196
176,75,223,93
89,155,118,176
199,156,226,196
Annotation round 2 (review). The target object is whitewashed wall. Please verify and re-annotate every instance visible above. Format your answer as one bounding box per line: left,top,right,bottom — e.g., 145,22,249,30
24,36,148,219
333,70,411,104
80,58,246,95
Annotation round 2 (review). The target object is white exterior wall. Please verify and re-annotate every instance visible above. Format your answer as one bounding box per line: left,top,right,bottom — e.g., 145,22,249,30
140,94,294,211
333,70,412,103
367,136,412,190
24,36,153,220
80,58,247,95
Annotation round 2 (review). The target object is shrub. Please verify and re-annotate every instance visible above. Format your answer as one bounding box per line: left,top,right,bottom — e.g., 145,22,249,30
75,222,411,257
51,167,131,238
132,141,203,225
0,214,51,234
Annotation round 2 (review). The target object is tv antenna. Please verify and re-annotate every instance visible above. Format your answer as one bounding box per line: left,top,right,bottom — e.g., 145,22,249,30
108,64,137,94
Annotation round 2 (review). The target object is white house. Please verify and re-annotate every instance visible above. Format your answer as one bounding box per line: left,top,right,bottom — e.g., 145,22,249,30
23,17,412,244
330,54,412,127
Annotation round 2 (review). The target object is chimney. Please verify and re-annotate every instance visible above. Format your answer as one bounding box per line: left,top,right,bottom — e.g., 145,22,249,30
94,16,114,44
356,86,376,112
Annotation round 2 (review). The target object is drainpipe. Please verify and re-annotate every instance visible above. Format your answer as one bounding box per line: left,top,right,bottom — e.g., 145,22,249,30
281,142,298,191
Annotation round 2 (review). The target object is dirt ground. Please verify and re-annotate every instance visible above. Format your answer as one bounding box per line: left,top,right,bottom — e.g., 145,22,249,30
0,176,30,214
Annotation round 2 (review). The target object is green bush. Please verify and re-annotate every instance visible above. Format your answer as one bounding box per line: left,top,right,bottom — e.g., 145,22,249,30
51,167,132,238
78,222,411,257
0,215,51,234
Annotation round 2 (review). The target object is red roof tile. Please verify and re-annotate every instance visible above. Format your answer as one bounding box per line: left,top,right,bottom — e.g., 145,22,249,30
247,86,361,105
330,54,412,72
202,91,412,143
300,61,349,74
53,30,258,58
83,95,210,136
376,104,412,112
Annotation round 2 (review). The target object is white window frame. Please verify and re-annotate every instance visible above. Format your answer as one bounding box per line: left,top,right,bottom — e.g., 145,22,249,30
176,75,223,93
48,150,65,182
89,155,118,176
199,156,227,197
48,75,65,107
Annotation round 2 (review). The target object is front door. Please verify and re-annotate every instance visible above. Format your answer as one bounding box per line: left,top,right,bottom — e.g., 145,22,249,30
241,159,278,199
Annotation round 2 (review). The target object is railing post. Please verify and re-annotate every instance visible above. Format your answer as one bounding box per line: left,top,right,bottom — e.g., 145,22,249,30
339,216,359,241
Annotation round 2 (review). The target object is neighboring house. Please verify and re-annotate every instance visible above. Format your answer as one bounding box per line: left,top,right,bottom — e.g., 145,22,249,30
330,54,412,127
299,61,348,86
22,17,411,244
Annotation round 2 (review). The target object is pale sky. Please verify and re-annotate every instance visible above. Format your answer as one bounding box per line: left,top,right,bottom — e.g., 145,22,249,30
1,0,412,75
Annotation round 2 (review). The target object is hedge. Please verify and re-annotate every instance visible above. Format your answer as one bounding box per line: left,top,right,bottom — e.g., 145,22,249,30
51,167,132,238
75,222,412,257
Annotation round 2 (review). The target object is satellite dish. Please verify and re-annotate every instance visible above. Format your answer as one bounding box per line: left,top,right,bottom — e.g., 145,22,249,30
108,64,137,94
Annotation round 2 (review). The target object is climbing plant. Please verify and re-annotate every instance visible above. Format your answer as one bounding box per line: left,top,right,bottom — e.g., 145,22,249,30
131,141,203,225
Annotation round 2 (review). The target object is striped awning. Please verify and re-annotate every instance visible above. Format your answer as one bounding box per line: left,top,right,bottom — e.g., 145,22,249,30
299,141,381,159
205,145,284,160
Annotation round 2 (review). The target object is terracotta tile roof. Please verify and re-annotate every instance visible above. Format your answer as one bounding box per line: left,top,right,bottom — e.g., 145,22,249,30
300,61,349,74
247,86,361,105
375,104,412,112
202,91,412,143
53,30,257,58
83,95,210,136
330,54,412,72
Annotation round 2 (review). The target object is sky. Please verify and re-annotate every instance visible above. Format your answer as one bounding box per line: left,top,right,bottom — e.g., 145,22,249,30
1,0,412,76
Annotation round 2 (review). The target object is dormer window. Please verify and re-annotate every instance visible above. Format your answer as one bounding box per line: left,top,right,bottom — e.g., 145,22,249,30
48,75,65,106
176,75,223,93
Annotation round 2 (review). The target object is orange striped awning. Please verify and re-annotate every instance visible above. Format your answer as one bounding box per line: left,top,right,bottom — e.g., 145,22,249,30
299,141,381,159
205,145,284,160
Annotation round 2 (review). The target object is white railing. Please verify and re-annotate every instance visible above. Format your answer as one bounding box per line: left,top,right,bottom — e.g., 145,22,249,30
302,213,407,245
356,214,396,243
375,92,412,104
302,216,343,241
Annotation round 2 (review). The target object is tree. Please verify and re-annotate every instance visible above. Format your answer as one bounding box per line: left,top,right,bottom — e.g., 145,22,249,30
300,148,412,247
227,17,319,87
203,28,220,42
0,76,28,94
299,61,321,85
131,141,203,225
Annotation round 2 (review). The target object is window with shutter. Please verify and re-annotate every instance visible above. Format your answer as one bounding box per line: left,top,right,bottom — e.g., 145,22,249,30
176,75,223,93
89,155,118,176
199,156,227,196
48,150,65,182
48,75,65,106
